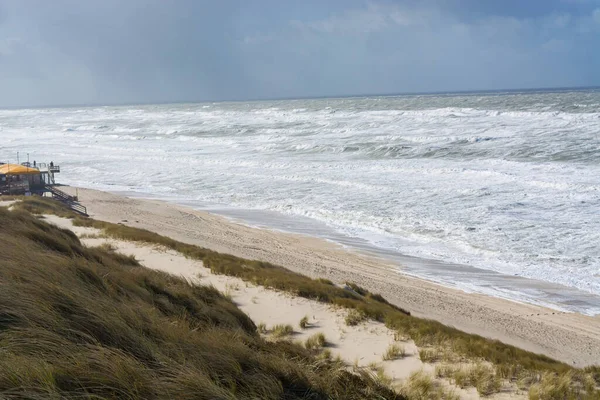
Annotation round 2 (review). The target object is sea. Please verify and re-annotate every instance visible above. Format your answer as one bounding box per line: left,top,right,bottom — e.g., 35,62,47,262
2,88,599,314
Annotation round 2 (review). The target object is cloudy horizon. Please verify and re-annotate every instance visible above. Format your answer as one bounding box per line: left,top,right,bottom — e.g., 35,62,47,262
1,0,600,108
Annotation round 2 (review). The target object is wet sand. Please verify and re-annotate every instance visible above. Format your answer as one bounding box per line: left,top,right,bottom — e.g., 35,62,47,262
198,204,600,316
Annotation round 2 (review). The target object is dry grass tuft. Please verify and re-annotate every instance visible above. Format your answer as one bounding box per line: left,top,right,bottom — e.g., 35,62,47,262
79,232,105,239
271,324,294,338
434,363,455,379
299,315,309,329
419,348,443,363
345,309,367,326
317,349,332,361
436,363,502,396
528,371,598,400
257,322,268,334
317,278,335,286
382,343,406,361
402,370,435,399
96,242,117,252
305,332,327,351
375,368,393,386
469,364,503,396
401,370,459,400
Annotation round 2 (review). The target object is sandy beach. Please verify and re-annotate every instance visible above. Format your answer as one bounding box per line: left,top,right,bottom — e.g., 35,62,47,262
60,186,600,367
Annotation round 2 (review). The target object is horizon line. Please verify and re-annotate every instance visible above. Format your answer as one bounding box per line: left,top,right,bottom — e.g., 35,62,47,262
2,84,599,111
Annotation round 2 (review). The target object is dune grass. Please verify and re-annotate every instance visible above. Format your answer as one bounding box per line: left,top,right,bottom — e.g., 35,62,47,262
299,315,309,329
271,324,294,338
305,333,327,351
10,196,600,396
439,363,502,396
401,370,459,400
345,308,368,326
419,347,460,364
12,195,79,217
382,343,406,361
257,322,268,334
528,371,600,400
0,206,403,399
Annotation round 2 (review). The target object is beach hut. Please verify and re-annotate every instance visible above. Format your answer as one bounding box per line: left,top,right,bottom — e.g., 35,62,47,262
0,163,43,194
0,160,84,213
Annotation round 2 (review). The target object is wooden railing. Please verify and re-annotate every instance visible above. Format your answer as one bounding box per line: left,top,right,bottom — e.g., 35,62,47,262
47,186,88,216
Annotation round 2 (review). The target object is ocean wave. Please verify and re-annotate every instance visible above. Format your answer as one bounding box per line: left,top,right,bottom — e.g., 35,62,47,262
2,90,600,312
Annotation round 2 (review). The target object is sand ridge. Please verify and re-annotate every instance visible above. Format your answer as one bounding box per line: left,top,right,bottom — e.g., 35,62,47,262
60,187,600,367
43,214,528,399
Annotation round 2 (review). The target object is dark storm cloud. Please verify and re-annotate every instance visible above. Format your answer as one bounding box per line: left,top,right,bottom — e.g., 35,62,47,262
0,0,599,107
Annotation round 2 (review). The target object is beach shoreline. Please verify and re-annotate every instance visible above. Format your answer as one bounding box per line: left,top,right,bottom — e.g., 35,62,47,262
118,190,600,317
105,188,600,320
62,186,600,367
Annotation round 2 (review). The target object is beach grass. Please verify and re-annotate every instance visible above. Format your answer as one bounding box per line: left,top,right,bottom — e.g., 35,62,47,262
305,333,327,351
401,370,460,400
299,315,309,329
0,205,402,399
447,363,502,396
271,324,294,338
527,371,598,400
345,308,368,326
257,322,268,334
382,343,406,361
10,196,600,396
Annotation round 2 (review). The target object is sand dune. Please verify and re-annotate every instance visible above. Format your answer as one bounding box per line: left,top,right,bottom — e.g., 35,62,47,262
59,187,600,367
44,213,529,399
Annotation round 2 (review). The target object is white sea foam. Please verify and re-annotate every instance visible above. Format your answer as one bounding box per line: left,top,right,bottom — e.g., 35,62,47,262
2,90,600,313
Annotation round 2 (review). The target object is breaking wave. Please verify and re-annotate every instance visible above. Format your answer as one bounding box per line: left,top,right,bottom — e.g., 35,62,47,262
2,88,600,313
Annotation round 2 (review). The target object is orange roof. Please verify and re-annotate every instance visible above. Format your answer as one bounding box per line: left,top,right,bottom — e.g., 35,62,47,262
0,163,40,175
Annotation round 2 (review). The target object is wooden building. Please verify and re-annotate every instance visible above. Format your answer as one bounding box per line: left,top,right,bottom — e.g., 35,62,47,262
0,162,60,195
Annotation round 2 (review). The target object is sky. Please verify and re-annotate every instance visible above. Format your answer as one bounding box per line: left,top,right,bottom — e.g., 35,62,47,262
0,0,599,107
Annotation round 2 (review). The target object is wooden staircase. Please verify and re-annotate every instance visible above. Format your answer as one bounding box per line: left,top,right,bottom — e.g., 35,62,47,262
47,186,88,216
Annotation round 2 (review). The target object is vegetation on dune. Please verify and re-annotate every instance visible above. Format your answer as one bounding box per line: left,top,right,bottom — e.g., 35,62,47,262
271,324,294,338
12,195,79,218
345,308,368,326
71,216,413,318
435,363,502,396
528,371,600,400
382,343,406,361
257,322,268,334
305,333,327,351
401,370,459,400
299,315,309,329
9,197,600,399
0,206,402,399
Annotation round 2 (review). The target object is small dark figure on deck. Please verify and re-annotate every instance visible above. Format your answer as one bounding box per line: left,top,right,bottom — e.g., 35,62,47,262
33,161,36,167
50,161,54,167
